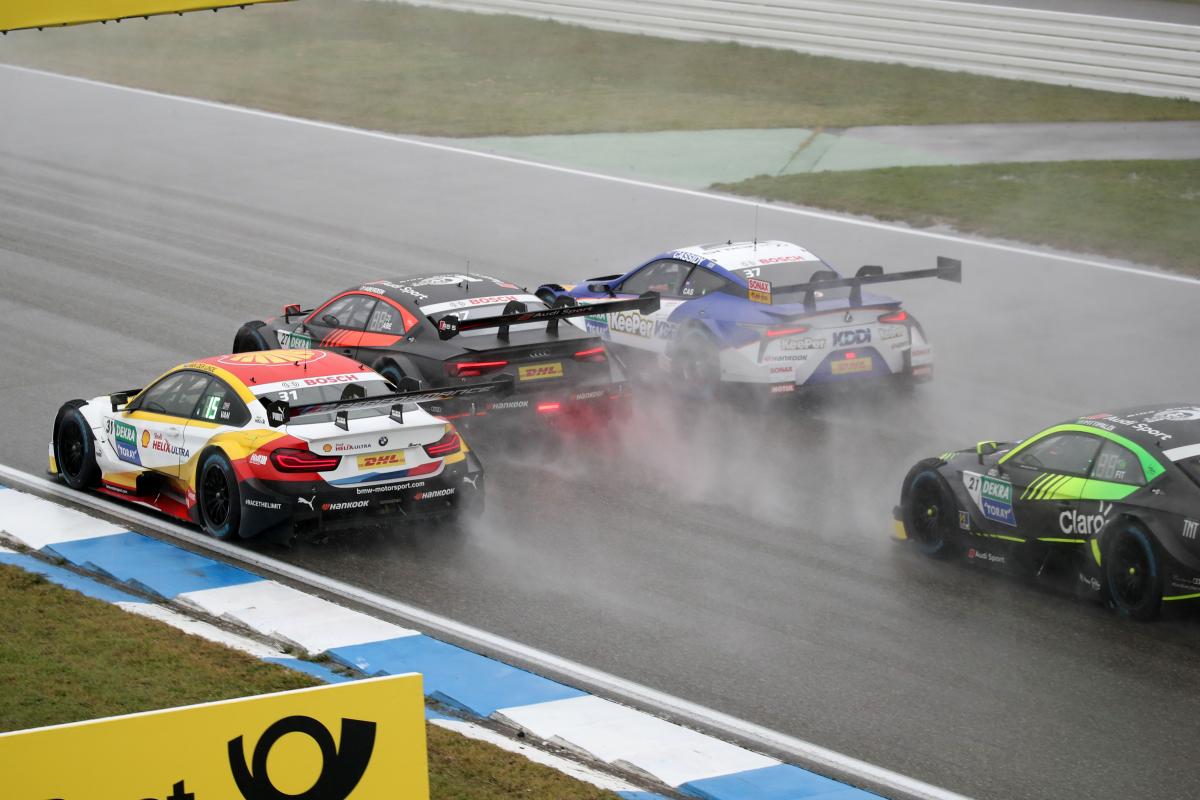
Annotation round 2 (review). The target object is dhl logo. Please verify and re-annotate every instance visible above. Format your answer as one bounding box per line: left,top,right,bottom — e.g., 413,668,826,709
518,362,563,381
357,451,405,469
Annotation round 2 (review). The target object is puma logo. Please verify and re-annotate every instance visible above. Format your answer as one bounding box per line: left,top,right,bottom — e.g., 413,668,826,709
297,495,316,510
462,475,479,489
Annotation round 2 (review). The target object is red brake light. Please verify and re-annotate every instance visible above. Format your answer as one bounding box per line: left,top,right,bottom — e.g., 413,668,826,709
537,402,561,414
424,429,462,457
844,351,857,359
878,310,908,324
573,346,607,363
766,326,809,337
447,360,508,378
270,448,341,472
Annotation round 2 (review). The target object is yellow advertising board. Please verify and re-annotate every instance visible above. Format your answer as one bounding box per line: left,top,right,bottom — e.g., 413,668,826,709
1,0,292,34
0,673,428,800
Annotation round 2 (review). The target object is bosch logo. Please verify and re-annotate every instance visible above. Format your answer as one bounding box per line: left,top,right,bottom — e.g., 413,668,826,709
832,329,871,347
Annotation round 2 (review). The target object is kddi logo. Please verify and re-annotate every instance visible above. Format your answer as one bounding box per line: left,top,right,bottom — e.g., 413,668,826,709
831,329,871,347
229,715,377,800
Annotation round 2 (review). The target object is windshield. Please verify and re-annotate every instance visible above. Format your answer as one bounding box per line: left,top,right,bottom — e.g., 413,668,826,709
253,377,400,426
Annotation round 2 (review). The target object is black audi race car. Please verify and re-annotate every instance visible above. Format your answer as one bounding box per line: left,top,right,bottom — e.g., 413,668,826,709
233,273,659,427
895,404,1200,620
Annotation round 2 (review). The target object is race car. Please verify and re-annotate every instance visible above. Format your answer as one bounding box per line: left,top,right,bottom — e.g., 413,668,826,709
895,404,1200,620
232,273,658,426
535,241,960,396
49,349,509,540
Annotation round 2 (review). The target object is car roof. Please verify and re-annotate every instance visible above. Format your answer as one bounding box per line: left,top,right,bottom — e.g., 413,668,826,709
357,273,530,311
1072,404,1200,457
672,240,827,279
183,350,374,391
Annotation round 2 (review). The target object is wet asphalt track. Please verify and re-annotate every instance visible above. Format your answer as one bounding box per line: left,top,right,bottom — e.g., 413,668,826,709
3,66,1200,800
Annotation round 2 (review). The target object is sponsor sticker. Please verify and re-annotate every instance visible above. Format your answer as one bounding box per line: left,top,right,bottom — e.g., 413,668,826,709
1059,502,1111,536
107,419,141,466
779,337,825,351
245,499,283,510
1184,519,1198,540
967,547,1006,565
358,451,406,469
769,383,796,394
832,329,871,347
322,500,370,511
747,278,772,305
831,357,873,376
276,329,313,349
518,363,564,381
958,510,970,530
248,453,268,466
415,487,455,500
219,349,327,367
964,471,1016,527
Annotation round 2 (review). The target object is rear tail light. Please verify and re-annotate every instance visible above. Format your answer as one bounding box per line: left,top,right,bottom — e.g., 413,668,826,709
844,351,857,359
573,346,607,363
424,428,462,457
446,360,508,378
537,402,561,414
765,326,809,338
878,310,908,324
270,448,341,472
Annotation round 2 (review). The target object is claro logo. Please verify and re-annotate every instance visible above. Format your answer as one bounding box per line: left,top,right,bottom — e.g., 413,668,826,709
228,715,377,800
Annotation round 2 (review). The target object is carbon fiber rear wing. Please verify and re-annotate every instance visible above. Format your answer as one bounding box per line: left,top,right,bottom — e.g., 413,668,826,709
436,292,660,340
259,376,513,429
759,257,961,311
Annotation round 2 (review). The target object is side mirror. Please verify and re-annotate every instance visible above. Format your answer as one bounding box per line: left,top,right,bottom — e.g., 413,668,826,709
322,314,340,328
282,303,302,320
976,440,1000,463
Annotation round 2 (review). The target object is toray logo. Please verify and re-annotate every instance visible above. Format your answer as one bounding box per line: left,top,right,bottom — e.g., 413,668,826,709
228,715,376,800
832,329,871,347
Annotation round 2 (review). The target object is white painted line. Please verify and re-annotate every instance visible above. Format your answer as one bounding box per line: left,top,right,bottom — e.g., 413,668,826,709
115,601,287,659
0,486,126,549
178,581,420,655
430,716,649,794
497,695,777,787
0,464,972,800
3,63,1198,289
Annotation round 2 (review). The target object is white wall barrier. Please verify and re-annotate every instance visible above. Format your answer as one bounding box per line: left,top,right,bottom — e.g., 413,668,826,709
382,0,1200,100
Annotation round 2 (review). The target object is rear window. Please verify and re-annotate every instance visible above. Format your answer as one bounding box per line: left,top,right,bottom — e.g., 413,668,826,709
427,300,552,338
1179,458,1200,490
253,378,399,426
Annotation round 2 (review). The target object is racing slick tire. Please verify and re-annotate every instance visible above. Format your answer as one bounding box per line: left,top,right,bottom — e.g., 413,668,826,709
197,450,243,540
672,331,721,401
232,321,271,354
1104,521,1162,621
901,465,956,559
376,361,407,389
54,404,100,490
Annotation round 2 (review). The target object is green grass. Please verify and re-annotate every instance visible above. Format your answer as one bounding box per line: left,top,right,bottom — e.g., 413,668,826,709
0,0,1197,137
0,564,617,799
715,160,1200,274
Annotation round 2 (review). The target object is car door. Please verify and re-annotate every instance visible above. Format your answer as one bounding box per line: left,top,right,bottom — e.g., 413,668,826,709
119,370,212,478
996,431,1104,541
606,259,694,355
356,298,417,358
304,294,378,358
180,375,253,477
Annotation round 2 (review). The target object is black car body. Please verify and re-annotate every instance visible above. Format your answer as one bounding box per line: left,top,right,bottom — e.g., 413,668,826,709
895,404,1200,619
233,273,658,427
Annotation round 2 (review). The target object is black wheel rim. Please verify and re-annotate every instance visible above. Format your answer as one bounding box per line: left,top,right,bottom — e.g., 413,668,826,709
202,465,230,527
680,347,717,388
1112,535,1151,608
909,477,944,546
60,419,86,478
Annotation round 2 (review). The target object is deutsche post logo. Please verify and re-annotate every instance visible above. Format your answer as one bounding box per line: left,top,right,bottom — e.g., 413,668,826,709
228,716,376,800
357,451,405,469
517,363,563,381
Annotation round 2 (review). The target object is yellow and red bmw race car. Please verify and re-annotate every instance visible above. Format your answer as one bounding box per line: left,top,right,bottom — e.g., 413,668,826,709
49,349,507,540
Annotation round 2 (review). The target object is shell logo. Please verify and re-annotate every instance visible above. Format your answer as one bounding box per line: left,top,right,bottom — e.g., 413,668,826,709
218,349,327,366
140,429,150,447
322,444,333,453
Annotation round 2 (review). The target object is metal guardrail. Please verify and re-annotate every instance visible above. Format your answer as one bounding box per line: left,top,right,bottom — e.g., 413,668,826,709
386,0,1200,100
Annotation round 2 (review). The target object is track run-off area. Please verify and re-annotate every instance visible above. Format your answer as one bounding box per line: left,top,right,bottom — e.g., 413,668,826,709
3,65,1200,800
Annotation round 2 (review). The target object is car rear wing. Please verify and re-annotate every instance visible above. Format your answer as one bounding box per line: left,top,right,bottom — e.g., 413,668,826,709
259,376,514,429
755,257,961,311
436,292,660,340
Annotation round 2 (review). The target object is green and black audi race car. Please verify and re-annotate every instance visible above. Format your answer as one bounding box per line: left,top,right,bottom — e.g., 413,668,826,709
895,404,1200,620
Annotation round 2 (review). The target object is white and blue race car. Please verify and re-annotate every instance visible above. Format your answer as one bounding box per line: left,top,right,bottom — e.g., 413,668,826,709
536,241,961,396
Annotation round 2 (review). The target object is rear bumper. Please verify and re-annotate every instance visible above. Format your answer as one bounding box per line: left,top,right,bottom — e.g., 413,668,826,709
236,449,483,537
445,382,632,428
